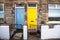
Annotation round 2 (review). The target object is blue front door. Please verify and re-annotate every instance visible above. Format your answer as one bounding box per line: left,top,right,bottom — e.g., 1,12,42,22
15,7,25,29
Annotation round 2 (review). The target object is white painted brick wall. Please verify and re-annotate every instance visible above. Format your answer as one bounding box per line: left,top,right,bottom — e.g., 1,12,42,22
0,25,10,39
41,25,60,39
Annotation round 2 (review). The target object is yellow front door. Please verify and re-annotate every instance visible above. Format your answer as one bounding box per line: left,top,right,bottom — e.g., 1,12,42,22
27,4,37,29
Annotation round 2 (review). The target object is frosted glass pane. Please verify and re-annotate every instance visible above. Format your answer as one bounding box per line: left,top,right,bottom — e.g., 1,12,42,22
48,4,55,9
48,9,60,17
57,4,60,8
0,4,3,11
28,4,36,7
16,4,24,7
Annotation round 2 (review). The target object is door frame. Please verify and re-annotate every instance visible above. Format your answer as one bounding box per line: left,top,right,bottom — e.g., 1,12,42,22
15,4,25,27
27,4,38,29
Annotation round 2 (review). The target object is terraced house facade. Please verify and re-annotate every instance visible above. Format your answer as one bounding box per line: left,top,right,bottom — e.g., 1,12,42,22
0,0,60,25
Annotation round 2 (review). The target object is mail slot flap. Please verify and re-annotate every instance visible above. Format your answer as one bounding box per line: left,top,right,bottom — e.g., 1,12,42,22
31,20,34,22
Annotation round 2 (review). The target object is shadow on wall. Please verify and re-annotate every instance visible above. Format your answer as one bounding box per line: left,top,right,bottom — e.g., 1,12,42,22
41,21,45,24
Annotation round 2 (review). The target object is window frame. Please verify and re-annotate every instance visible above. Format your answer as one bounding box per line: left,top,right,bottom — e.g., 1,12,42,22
0,4,4,12
47,4,60,24
0,4,4,18
27,4,37,8
0,4,4,23
15,4,25,8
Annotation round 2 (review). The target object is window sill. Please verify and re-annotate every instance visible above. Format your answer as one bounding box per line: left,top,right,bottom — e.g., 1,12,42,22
46,21,60,24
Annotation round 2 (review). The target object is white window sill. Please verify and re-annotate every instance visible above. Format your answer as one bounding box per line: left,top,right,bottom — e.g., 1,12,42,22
46,21,60,24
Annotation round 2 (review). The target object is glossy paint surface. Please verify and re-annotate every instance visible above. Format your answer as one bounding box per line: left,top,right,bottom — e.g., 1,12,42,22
15,8,25,29
27,7,37,29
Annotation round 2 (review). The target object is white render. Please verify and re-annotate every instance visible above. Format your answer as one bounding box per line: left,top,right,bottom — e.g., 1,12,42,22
41,25,60,39
47,21,60,24
0,25,10,39
23,25,28,40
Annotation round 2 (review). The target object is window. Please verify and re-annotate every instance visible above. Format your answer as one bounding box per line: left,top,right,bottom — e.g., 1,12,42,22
28,4,36,7
0,4,4,11
28,4,37,7
48,4,60,21
0,4,4,23
16,4,24,7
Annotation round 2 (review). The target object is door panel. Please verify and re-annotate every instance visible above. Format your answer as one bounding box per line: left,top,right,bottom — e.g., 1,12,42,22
27,7,37,29
15,8,25,29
